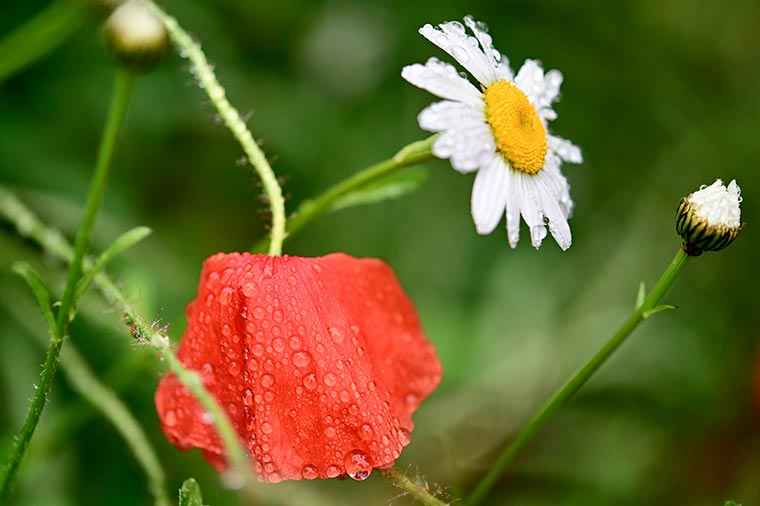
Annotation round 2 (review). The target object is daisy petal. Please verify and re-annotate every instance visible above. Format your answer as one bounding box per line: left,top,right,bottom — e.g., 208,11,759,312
432,123,495,173
512,173,549,249
547,135,583,164
515,61,563,111
471,155,510,234
535,172,572,250
419,22,497,85
463,16,513,81
541,154,573,217
418,100,486,132
402,58,482,107
505,172,521,248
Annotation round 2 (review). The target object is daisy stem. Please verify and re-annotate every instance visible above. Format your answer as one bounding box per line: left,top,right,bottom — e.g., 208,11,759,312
143,0,286,257
466,247,691,506
0,186,255,491
0,0,89,85
0,68,135,501
252,135,437,253
380,468,449,506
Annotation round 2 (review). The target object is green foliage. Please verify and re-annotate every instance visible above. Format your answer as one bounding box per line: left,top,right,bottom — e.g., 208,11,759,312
329,166,428,212
178,478,207,506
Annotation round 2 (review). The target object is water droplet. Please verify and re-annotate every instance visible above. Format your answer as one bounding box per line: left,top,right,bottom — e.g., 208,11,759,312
243,389,254,406
367,381,376,392
241,282,259,297
287,275,297,286
344,450,372,481
328,326,344,343
252,306,266,320
326,464,341,478
219,287,234,305
247,358,259,371
359,424,374,441
267,472,282,483
323,373,337,386
303,373,317,390
312,264,323,273
292,351,312,368
288,335,302,349
221,324,232,336
350,324,360,334
164,409,177,427
324,426,336,438
227,361,240,376
272,338,285,352
260,374,275,388
252,343,264,356
261,422,273,434
339,390,350,403
272,309,283,322
301,464,319,480
398,427,412,445
200,363,216,386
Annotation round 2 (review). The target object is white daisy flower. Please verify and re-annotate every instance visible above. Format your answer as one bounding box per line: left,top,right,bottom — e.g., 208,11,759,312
402,16,582,250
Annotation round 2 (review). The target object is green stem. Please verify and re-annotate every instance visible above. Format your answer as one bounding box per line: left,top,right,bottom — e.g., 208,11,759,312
143,0,286,256
60,345,171,506
0,0,89,85
466,247,691,506
0,186,254,489
253,135,437,252
380,468,449,506
0,69,135,501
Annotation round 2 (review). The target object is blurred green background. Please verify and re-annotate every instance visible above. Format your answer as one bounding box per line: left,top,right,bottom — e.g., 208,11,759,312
1,0,759,505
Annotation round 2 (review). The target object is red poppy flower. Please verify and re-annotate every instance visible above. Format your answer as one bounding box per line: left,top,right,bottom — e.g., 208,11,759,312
155,252,442,482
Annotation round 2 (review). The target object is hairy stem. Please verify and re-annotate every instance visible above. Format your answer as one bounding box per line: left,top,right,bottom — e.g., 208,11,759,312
0,69,135,501
381,468,449,506
143,0,286,256
466,248,691,506
253,135,436,252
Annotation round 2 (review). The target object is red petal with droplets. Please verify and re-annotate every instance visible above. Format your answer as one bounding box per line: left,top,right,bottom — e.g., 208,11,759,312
155,252,442,482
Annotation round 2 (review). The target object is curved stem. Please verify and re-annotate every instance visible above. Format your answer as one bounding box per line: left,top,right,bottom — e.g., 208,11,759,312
0,0,89,85
253,135,436,252
380,468,449,506
143,0,286,256
0,69,135,501
466,247,691,506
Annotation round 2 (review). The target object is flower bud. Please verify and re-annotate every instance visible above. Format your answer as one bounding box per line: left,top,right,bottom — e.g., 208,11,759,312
104,0,168,71
676,179,744,255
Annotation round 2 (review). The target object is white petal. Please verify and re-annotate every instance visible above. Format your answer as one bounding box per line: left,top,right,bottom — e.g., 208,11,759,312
418,100,486,132
463,16,514,81
535,171,572,250
515,60,563,113
471,155,509,234
402,58,483,107
509,172,548,249
419,22,497,85
432,123,495,173
547,135,583,164
505,169,521,248
540,154,573,218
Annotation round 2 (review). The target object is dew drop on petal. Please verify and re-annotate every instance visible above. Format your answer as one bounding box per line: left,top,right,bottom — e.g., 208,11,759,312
344,449,372,481
398,427,412,445
241,282,259,297
288,335,302,349
303,373,317,390
227,361,240,376
358,424,374,441
272,338,285,352
260,374,275,388
326,465,341,478
328,326,344,343
324,372,337,387
243,389,254,406
324,426,336,438
164,409,177,427
261,422,273,434
267,472,282,483
200,363,216,386
301,464,318,480
292,351,312,368
252,306,266,320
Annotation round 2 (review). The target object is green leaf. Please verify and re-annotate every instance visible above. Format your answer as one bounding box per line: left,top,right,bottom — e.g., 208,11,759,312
642,304,677,319
329,166,428,212
178,478,206,506
635,280,646,309
725,501,742,506
12,261,57,334
75,226,152,302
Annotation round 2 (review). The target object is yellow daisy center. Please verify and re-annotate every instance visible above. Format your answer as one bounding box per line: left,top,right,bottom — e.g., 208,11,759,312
484,80,547,175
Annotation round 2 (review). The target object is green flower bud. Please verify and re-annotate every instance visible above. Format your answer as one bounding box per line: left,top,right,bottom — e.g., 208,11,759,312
676,179,744,256
104,0,168,71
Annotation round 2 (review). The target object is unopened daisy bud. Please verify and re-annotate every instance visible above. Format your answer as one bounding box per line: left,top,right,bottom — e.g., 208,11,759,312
676,179,744,256
104,0,167,71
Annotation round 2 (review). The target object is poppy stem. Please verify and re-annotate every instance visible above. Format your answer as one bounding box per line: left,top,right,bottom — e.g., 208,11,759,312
252,135,437,253
142,0,287,257
466,247,691,506
380,468,450,506
0,0,90,85
0,186,255,492
0,68,135,501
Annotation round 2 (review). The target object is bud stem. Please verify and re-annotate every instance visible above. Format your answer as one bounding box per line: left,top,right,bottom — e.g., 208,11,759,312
467,247,691,506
